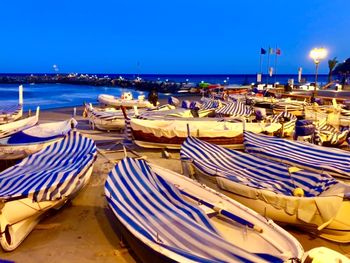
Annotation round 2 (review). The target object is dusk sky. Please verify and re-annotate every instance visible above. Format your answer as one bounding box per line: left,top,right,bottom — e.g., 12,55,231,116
1,0,349,74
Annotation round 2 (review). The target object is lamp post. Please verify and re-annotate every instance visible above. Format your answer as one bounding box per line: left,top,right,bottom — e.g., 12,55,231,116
309,47,327,98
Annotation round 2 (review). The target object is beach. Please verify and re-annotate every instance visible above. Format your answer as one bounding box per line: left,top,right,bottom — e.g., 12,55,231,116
1,100,350,262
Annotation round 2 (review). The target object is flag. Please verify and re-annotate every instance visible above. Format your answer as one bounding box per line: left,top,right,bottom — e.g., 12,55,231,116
260,48,266,55
276,48,281,55
269,47,274,54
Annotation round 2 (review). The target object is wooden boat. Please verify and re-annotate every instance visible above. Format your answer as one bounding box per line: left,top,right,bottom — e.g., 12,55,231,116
84,103,176,130
266,111,297,137
98,93,157,108
127,118,281,149
180,136,350,242
244,131,350,179
84,103,128,131
215,100,254,118
0,107,39,139
0,85,23,124
314,120,349,147
0,131,96,251
0,118,77,160
105,157,304,262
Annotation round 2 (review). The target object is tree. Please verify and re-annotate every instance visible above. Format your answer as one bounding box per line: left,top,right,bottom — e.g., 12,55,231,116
328,57,338,83
333,58,350,87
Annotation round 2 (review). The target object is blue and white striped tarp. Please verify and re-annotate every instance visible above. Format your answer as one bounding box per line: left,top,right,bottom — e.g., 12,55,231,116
181,137,336,197
200,99,221,110
244,131,350,178
215,101,253,117
105,157,283,263
0,104,22,123
0,131,96,202
269,111,297,133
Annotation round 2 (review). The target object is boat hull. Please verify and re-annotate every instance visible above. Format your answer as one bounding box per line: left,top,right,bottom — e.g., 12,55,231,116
132,129,244,149
185,163,350,243
0,164,94,251
0,138,62,160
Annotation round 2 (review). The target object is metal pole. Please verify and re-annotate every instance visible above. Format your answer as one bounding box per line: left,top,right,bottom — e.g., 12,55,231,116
314,62,319,97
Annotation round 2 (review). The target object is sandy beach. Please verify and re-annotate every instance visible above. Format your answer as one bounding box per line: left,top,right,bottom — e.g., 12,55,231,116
1,99,350,262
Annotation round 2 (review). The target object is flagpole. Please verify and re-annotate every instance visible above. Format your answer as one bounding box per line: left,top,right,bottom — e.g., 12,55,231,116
274,45,278,84
267,46,270,84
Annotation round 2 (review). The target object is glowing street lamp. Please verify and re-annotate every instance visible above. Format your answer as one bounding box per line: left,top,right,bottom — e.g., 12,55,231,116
309,47,327,98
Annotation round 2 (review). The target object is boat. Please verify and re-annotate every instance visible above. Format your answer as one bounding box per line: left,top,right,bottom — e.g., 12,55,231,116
0,107,40,139
314,120,349,147
127,118,281,149
0,118,77,160
0,85,23,124
84,103,176,130
105,157,304,262
84,103,128,131
215,100,254,118
98,93,157,108
244,131,350,179
0,131,96,251
266,111,297,137
180,136,350,242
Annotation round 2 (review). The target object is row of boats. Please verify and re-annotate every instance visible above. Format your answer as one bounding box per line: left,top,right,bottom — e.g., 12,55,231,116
0,87,349,262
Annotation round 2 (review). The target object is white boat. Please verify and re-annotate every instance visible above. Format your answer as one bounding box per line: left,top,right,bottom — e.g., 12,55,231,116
0,107,39,139
127,117,281,149
84,103,175,131
105,157,304,262
244,131,350,179
181,136,350,242
98,93,156,108
84,103,127,131
0,118,77,160
0,85,23,124
0,131,97,251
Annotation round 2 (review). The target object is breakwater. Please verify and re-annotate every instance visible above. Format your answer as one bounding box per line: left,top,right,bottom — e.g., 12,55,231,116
0,74,194,93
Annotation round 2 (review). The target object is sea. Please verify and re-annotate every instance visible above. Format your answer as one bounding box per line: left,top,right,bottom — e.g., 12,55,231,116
0,74,329,111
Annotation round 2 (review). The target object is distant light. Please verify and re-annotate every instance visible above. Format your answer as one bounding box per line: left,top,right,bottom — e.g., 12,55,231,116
309,47,328,63
223,80,227,83
165,79,168,82
201,80,204,83
186,79,189,82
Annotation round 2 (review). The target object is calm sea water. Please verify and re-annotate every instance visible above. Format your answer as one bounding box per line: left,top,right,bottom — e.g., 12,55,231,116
0,84,150,111
0,74,330,110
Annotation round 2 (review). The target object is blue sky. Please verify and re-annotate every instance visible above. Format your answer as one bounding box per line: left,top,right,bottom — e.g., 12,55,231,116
0,0,349,74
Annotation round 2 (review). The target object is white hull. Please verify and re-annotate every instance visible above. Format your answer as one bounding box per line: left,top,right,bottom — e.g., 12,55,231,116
147,162,304,262
0,139,61,160
0,165,94,251
98,94,156,108
185,163,350,243
0,107,39,139
0,119,76,160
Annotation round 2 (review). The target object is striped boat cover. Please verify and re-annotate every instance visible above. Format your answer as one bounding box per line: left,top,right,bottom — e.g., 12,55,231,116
0,104,22,123
200,99,221,110
91,110,124,121
215,101,253,117
244,131,350,178
269,111,297,132
0,131,96,202
124,117,133,141
105,157,282,263
181,137,336,197
314,120,349,146
0,104,22,115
